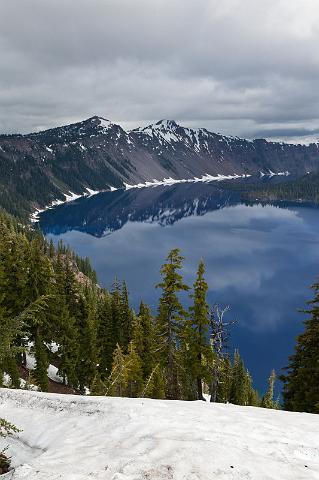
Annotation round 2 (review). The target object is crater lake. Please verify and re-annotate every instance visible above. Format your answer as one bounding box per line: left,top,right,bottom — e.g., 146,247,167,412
38,180,319,394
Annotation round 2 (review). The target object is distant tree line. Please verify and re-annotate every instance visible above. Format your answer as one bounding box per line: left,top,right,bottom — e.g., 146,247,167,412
239,172,319,204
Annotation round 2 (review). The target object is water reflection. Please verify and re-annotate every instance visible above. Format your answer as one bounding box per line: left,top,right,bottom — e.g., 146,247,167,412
40,182,319,392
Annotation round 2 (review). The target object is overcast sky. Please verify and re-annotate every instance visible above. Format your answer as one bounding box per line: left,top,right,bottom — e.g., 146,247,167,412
1,0,319,142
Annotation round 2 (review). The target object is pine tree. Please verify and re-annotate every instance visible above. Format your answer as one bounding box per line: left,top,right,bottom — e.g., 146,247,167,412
248,387,261,407
97,292,115,378
261,369,277,409
110,279,122,347
107,344,129,397
229,350,251,406
49,239,55,258
125,342,143,397
132,302,155,379
216,356,233,403
57,303,79,387
76,287,99,390
0,305,22,385
50,254,82,387
119,282,133,351
34,333,49,392
5,356,20,389
155,249,189,399
281,281,319,413
188,260,213,400
90,371,106,396
142,364,166,399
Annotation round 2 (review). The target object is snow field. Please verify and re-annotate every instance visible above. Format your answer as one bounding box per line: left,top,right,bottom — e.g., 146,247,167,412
0,388,318,479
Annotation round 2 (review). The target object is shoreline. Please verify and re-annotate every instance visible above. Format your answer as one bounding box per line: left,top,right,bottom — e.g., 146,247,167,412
30,171,290,223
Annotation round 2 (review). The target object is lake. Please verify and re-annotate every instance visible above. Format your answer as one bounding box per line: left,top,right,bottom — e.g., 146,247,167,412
39,181,319,395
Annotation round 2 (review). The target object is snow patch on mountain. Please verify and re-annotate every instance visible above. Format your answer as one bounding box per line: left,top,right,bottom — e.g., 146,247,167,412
95,116,114,133
124,173,251,190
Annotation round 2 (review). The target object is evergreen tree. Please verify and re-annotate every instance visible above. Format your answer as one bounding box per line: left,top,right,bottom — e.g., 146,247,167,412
5,356,20,389
281,282,319,413
132,302,155,379
107,344,129,397
248,388,261,407
119,282,133,351
125,342,143,398
155,249,189,399
229,350,251,406
0,306,22,386
77,287,99,390
110,279,122,347
188,260,212,400
216,356,233,403
49,239,55,258
97,292,115,378
90,371,106,396
261,370,277,409
142,364,166,399
34,333,49,392
57,302,79,387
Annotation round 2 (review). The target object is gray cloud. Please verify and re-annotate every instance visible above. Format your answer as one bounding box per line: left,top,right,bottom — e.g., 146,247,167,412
1,0,319,141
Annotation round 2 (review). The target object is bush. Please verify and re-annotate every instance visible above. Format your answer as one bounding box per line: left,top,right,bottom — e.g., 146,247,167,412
0,419,20,438
0,418,21,475
0,447,11,475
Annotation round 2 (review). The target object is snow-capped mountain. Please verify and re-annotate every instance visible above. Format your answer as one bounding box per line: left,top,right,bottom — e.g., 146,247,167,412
130,119,319,179
0,115,319,217
31,116,134,148
131,119,242,157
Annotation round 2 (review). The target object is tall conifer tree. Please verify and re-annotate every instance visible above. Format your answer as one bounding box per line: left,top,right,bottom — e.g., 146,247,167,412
281,281,319,413
155,249,189,399
188,260,212,400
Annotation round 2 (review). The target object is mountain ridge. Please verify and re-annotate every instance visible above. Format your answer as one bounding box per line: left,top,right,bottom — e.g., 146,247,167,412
4,115,317,147
1,115,319,218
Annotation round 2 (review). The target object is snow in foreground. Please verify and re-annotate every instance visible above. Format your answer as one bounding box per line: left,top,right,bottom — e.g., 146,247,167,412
0,389,318,480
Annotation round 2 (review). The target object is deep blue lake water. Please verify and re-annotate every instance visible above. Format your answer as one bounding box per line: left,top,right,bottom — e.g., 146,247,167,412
39,181,319,395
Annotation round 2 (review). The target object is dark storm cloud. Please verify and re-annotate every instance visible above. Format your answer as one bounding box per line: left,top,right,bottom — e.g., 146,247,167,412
0,0,318,141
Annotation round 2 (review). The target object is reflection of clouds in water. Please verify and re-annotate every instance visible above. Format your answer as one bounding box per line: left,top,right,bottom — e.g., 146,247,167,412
197,202,301,227
46,201,319,390
48,203,319,333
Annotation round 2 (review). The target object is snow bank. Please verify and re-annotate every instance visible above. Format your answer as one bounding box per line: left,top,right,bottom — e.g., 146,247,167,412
123,173,251,190
0,389,318,479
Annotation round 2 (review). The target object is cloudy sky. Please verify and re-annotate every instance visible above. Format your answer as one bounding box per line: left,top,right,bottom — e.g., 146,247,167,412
1,0,319,142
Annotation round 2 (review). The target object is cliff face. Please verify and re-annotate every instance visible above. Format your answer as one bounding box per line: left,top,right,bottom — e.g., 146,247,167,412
1,115,318,216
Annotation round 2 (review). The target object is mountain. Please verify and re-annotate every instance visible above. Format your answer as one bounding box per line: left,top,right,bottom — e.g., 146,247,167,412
1,115,319,218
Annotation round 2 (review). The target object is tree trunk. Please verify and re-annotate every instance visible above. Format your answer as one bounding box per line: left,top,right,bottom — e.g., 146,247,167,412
197,376,205,401
210,365,218,402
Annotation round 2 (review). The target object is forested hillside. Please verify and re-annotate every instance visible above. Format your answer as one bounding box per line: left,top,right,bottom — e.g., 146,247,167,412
240,172,319,204
0,209,278,407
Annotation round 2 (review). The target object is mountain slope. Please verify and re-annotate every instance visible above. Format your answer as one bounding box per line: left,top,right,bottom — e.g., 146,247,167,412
130,119,319,178
1,116,319,218
1,388,318,479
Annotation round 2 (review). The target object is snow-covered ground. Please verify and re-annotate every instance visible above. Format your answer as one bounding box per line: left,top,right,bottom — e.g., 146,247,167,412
0,389,318,480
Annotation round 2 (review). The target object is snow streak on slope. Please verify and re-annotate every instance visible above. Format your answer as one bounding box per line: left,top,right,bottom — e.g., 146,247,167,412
0,389,318,479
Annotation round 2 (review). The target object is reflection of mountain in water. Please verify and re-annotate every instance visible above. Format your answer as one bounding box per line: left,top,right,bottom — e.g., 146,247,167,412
39,176,302,238
39,182,244,237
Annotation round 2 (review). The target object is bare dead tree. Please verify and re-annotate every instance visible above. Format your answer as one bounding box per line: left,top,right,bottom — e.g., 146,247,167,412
209,304,237,403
